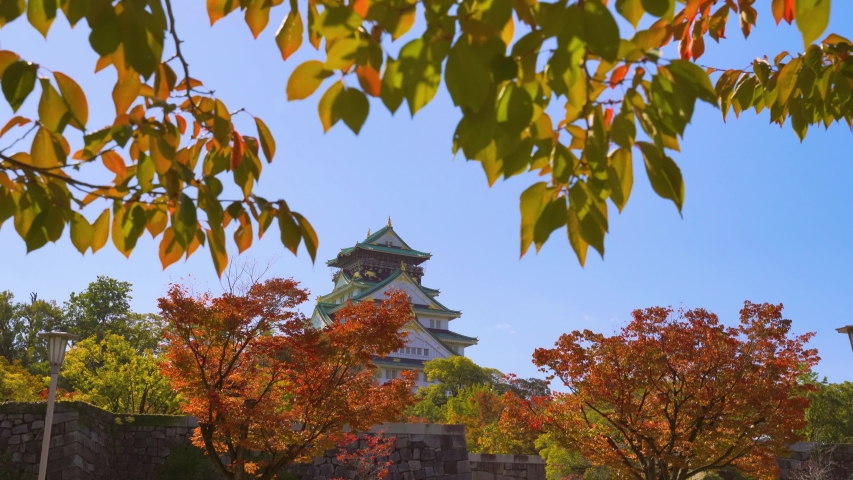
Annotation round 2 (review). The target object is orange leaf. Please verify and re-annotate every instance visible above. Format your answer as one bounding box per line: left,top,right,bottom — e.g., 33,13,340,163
609,65,629,89
231,131,244,170
101,150,127,179
356,66,382,96
159,227,185,269
353,0,369,19
0,116,31,139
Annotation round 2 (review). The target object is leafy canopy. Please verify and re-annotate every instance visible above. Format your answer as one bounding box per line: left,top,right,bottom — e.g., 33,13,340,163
528,301,819,480
62,333,181,414
0,0,849,271
158,280,416,480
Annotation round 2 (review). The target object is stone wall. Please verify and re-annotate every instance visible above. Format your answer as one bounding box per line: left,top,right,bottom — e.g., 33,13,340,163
468,453,546,480
287,423,471,480
777,443,853,480
0,402,197,479
0,403,479,480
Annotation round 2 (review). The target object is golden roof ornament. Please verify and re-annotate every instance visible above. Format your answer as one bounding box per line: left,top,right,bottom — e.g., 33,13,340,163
401,261,406,272
387,216,392,227
367,228,371,237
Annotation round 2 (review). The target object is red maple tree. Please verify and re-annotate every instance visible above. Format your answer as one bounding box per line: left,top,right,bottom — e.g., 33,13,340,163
527,301,819,480
159,279,416,480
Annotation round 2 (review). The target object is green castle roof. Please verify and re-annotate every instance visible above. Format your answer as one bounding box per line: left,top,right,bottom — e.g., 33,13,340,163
327,225,431,265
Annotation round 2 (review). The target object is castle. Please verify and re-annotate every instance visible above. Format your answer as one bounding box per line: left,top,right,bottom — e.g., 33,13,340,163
310,220,478,387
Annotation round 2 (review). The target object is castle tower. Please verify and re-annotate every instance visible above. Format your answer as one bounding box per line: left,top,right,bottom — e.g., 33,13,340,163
309,222,478,387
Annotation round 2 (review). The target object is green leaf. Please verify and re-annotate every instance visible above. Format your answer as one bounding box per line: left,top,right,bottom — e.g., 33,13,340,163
777,57,802,106
54,72,88,129
640,0,673,19
206,227,228,277
88,7,121,56
60,0,86,26
637,141,684,213
520,182,564,256
566,208,588,266
583,0,620,62
338,87,369,134
173,193,197,248
381,57,404,114
287,60,332,100
293,212,318,262
496,84,533,135
445,36,491,112
254,117,276,163
27,0,57,37
2,61,37,112
315,6,362,40
277,209,301,255
667,60,717,105
118,0,165,79
568,182,608,257
37,78,70,134
318,80,344,132
70,211,92,254
398,37,443,116
615,0,644,29
803,44,823,72
608,147,633,213
796,0,831,47
325,37,361,70
137,153,155,192
275,10,304,61
0,0,25,26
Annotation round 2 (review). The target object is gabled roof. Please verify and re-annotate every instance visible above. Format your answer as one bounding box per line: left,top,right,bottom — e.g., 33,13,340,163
350,269,458,314
427,328,478,345
327,225,431,265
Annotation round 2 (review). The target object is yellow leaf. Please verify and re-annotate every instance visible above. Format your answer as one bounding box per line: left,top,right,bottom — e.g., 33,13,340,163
275,10,304,60
27,0,55,38
500,17,514,47
318,80,344,131
69,212,92,254
234,219,253,253
159,227,184,269
207,0,239,25
245,0,271,38
54,72,88,129
90,209,110,253
287,60,332,100
30,127,63,168
112,71,141,114
185,229,205,260
146,206,168,237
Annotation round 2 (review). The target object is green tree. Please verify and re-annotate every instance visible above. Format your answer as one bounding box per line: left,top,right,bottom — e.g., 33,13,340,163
0,292,65,372
803,377,853,443
0,356,44,402
0,1,847,272
64,276,163,351
62,333,181,414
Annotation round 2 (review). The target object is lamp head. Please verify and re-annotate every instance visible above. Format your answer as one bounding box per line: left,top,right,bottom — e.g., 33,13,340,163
837,325,853,355
37,332,80,375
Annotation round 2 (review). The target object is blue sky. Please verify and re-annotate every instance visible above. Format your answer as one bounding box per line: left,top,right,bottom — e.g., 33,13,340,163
0,2,851,384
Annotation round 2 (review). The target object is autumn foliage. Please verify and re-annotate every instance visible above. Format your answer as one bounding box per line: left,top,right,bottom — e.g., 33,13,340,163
159,279,416,480
527,301,818,480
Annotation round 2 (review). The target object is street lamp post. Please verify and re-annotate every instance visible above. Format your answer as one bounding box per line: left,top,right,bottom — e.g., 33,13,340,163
36,331,79,480
838,325,853,356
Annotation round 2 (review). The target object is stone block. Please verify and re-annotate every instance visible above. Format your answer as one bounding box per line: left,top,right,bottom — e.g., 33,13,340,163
424,435,441,449
152,430,166,439
320,463,335,476
335,466,348,477
11,424,28,434
425,466,435,477
399,462,411,473
401,448,412,461
414,448,421,460
409,460,422,471
415,468,426,480
8,434,20,445
397,438,411,449
445,462,457,474
422,449,435,461
404,472,415,480
457,461,470,473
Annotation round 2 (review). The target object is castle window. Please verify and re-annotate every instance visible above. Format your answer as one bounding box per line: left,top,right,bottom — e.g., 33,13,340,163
424,349,429,356
416,348,422,355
